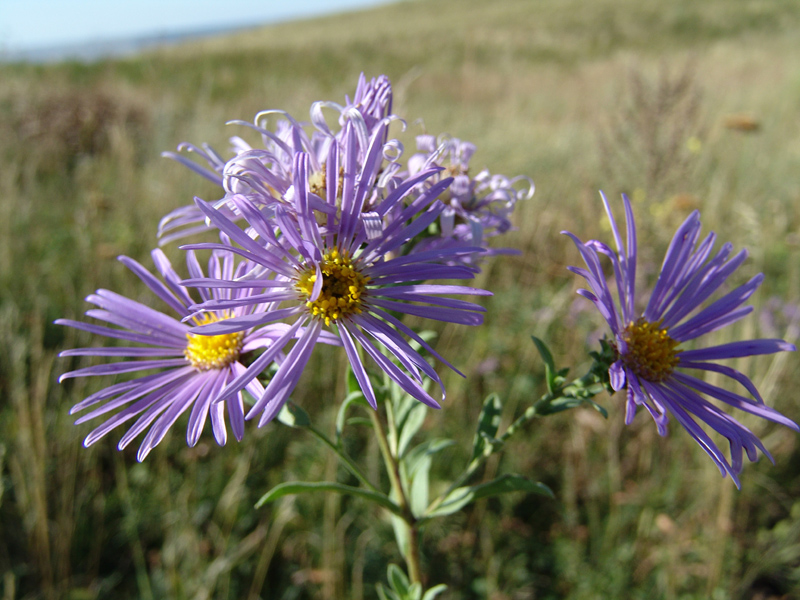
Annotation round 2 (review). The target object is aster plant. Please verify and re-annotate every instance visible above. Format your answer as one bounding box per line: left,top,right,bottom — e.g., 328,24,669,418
563,193,798,486
57,73,538,594
55,73,798,596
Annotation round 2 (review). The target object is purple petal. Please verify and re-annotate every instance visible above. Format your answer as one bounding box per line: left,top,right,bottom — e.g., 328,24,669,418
216,317,305,402
60,359,188,382
189,306,302,335
339,322,377,408
187,370,227,447
252,320,322,427
369,298,484,326
669,275,763,341
609,360,626,391
55,318,185,348
643,380,737,484
76,369,194,423
671,371,799,431
60,347,184,358
348,325,441,409
118,255,190,316
677,360,765,404
679,339,796,361
371,289,487,312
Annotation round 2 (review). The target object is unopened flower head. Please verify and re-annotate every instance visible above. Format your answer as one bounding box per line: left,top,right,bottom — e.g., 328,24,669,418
180,121,491,428
564,193,798,486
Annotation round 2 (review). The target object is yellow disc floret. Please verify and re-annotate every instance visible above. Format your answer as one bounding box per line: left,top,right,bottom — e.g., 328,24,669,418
296,248,370,326
184,312,244,371
620,318,681,382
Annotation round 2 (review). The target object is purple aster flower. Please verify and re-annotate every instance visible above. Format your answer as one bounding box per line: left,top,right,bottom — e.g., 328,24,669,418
180,121,491,427
158,74,400,244
564,193,798,486
56,248,326,460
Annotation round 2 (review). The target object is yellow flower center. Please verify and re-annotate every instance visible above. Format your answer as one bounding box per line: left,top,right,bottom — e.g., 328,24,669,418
620,318,681,382
184,312,244,371
296,249,370,326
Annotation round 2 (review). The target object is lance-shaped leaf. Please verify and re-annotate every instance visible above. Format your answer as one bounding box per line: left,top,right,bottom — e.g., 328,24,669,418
256,481,403,517
422,585,448,600
277,401,311,428
402,438,454,517
423,474,553,520
538,395,608,418
336,389,371,445
388,564,412,596
398,402,427,458
531,336,563,394
378,564,424,600
470,393,503,461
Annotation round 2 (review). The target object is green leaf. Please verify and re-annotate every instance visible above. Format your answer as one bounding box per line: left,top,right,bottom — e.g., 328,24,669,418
387,564,410,594
394,394,417,433
401,438,453,518
404,438,454,475
398,402,427,458
255,481,403,516
531,336,555,369
538,396,608,418
476,431,504,455
386,387,415,456
408,453,431,517
407,583,422,600
424,474,553,519
390,513,410,558
335,389,370,444
421,584,448,600
389,375,406,404
471,393,503,461
400,438,455,517
376,583,399,600
531,336,558,394
276,401,310,428
579,397,608,418
381,565,422,600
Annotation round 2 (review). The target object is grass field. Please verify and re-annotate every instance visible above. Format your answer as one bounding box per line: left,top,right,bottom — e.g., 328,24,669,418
2,0,800,598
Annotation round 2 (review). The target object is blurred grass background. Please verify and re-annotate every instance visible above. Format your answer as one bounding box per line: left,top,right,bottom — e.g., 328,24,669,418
2,0,800,597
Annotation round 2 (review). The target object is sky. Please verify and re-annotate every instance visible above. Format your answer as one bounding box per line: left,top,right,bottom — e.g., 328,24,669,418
0,0,396,55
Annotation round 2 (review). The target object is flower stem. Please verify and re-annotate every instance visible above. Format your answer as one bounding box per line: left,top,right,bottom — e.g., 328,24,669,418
306,424,380,493
368,404,423,586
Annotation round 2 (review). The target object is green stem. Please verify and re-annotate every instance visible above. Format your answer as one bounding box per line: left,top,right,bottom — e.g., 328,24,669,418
307,424,380,494
428,370,602,514
368,405,423,586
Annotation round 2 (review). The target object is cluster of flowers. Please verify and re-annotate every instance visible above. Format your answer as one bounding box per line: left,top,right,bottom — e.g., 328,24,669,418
58,74,533,461
58,73,796,485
